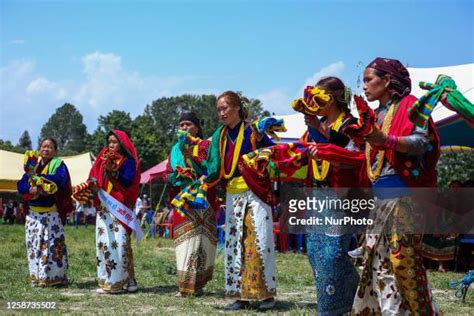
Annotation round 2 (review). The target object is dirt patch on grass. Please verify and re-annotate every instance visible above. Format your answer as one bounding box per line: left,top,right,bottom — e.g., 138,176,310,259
61,290,86,297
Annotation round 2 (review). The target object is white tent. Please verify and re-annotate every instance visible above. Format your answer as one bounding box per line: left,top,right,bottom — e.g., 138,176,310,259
274,63,473,145
0,150,94,192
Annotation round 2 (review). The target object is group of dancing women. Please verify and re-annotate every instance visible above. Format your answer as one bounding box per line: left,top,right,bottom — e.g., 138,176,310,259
19,57,454,315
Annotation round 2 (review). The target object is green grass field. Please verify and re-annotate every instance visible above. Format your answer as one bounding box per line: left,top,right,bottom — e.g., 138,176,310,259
0,225,472,315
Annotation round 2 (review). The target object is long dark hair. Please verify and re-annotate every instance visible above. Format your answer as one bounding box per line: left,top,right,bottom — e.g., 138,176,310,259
316,77,351,114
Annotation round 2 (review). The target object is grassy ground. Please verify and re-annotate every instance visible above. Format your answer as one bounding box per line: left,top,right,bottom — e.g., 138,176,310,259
0,225,472,315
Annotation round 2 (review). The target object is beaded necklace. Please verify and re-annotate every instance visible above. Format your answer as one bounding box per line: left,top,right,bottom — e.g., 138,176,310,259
312,112,345,181
220,122,245,179
365,101,397,182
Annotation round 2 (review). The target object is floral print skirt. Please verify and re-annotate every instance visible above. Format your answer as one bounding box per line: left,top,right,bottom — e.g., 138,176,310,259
25,210,68,286
96,210,135,291
224,190,276,300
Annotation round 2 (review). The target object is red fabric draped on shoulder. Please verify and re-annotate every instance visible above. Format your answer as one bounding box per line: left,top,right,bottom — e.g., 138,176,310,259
89,129,141,208
383,95,440,187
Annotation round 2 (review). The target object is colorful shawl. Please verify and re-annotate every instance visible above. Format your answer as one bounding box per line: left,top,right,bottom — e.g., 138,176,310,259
409,74,474,127
250,117,287,141
342,95,376,145
204,125,227,186
168,130,203,188
377,95,440,187
71,179,95,204
88,129,141,209
168,131,210,218
239,142,367,206
22,150,73,224
171,181,209,218
292,86,333,116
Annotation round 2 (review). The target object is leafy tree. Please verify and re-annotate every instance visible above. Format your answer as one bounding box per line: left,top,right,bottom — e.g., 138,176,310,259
83,93,270,171
87,110,134,155
0,139,24,153
131,114,162,171
140,95,203,168
17,130,32,150
135,93,270,170
236,92,271,121
39,103,88,155
437,150,474,188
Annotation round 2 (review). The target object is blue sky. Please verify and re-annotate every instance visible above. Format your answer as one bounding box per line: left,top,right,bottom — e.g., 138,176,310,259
1,0,472,144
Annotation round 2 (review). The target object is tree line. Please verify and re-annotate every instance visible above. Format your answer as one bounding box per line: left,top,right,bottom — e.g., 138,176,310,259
1,93,472,187
0,93,270,171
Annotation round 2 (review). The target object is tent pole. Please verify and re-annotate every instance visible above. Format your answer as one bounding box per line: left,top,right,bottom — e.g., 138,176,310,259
156,182,168,211
149,180,152,205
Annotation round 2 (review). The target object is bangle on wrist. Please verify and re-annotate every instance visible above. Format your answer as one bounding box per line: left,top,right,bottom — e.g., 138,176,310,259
384,134,399,150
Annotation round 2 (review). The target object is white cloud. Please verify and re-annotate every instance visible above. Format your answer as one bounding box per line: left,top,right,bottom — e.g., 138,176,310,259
0,59,35,81
0,52,200,143
26,77,67,100
256,89,293,115
70,52,194,121
297,61,346,97
254,61,347,117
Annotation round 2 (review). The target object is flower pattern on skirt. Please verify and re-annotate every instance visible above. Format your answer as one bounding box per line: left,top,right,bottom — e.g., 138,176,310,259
96,210,135,291
25,210,68,286
224,190,276,300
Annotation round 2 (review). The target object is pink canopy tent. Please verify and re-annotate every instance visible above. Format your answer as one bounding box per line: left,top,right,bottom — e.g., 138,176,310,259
140,159,168,184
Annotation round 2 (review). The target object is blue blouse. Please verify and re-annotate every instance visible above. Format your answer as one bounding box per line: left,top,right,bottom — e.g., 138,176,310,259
17,161,68,208
224,121,274,179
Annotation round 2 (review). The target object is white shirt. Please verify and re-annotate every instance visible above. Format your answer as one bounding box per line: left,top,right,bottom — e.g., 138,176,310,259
134,198,143,215
84,206,96,216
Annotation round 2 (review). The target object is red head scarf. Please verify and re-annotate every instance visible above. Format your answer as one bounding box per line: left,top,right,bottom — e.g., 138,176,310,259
89,129,141,208
367,57,411,100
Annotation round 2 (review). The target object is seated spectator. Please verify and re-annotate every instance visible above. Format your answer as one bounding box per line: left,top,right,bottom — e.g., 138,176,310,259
3,200,16,225
83,200,96,228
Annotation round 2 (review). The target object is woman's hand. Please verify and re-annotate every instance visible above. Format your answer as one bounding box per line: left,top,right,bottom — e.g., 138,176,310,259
304,114,321,130
29,186,38,195
253,131,264,142
105,159,114,172
307,145,318,159
89,182,98,192
199,175,207,184
365,126,387,148
440,88,452,106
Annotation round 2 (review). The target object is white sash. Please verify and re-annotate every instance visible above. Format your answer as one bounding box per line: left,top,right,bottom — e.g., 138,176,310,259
98,189,144,240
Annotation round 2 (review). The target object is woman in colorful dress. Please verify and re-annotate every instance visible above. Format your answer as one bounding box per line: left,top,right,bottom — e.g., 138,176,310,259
88,129,141,294
204,91,276,311
17,137,73,287
166,112,218,297
351,57,441,315
301,77,365,315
